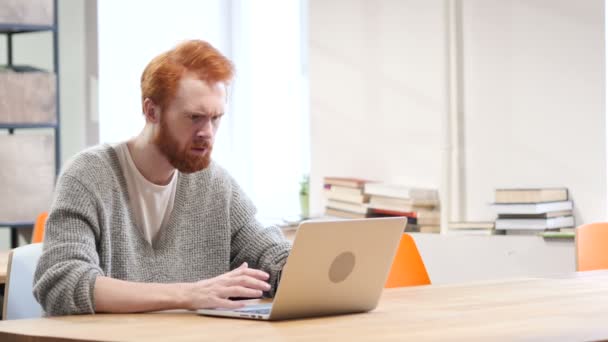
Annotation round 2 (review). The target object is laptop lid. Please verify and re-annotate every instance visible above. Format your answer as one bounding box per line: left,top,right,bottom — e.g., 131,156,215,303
267,217,406,320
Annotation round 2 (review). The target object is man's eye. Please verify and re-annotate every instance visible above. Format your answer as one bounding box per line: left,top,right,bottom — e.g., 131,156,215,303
191,115,202,121
212,116,221,122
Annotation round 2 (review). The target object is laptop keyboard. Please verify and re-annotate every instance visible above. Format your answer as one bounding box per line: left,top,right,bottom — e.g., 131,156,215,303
234,304,272,315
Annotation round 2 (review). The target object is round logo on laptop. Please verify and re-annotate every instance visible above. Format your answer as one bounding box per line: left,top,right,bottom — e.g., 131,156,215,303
328,251,356,283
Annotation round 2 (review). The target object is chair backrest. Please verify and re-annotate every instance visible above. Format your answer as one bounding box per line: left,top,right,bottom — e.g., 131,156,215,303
32,212,48,244
385,233,431,288
576,223,608,271
2,243,44,320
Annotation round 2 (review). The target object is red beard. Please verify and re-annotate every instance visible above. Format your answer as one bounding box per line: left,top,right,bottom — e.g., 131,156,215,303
154,119,212,173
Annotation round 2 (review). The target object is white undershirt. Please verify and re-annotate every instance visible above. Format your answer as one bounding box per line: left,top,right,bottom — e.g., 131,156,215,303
114,142,178,245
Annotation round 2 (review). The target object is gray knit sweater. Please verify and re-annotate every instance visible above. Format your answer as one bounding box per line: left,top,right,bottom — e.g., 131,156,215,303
33,144,291,316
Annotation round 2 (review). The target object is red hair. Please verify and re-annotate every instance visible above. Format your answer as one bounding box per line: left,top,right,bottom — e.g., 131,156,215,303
141,40,235,111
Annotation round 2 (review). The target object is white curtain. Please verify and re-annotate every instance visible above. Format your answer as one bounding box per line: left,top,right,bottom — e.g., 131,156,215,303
98,0,230,144
98,0,309,220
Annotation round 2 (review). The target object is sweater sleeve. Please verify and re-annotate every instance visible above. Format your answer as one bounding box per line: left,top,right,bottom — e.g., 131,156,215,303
33,174,105,316
228,178,291,297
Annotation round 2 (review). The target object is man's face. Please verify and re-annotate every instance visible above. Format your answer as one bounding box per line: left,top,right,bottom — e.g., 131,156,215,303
154,74,226,173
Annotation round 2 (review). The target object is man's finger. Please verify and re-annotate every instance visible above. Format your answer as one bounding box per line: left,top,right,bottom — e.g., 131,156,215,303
221,286,264,299
228,262,249,275
240,275,271,291
211,298,247,310
226,275,271,291
240,268,270,280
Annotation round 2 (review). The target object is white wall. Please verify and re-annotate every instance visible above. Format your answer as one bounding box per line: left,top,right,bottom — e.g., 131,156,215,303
310,0,605,224
462,0,606,224
309,0,605,282
309,0,447,216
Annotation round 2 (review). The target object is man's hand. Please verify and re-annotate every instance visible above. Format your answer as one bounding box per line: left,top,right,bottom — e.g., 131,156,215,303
180,262,271,310
94,262,271,313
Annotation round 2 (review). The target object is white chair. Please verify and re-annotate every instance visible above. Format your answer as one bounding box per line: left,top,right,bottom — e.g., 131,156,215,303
2,243,44,320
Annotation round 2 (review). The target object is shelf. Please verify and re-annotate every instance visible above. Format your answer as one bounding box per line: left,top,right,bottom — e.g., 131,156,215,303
0,65,51,73
0,221,34,228
0,1,59,248
0,123,57,129
0,23,55,34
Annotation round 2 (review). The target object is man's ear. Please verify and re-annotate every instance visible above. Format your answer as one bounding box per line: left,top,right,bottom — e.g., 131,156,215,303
143,98,161,124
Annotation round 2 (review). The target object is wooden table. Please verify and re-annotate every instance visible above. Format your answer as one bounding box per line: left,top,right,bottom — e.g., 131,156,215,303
1,271,608,341
0,250,9,285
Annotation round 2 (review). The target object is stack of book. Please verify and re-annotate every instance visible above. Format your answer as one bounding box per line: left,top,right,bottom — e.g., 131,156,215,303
364,183,440,233
323,177,373,219
448,221,500,235
491,188,574,236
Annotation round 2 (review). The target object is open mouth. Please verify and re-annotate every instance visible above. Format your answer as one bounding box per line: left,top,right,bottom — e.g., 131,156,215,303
191,147,208,155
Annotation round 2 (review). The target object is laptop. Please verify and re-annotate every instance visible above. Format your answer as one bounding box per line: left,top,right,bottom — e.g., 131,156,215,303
197,217,406,321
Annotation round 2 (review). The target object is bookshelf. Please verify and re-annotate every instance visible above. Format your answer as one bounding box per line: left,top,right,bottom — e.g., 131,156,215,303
0,0,60,248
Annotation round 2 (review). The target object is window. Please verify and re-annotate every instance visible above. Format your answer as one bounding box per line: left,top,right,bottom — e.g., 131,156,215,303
98,0,309,220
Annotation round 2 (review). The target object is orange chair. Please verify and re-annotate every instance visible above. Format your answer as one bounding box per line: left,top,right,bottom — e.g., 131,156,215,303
576,222,608,271
32,212,48,244
385,233,431,288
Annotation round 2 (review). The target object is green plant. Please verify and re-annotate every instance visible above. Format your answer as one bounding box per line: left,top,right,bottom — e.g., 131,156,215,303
299,174,309,196
299,174,310,218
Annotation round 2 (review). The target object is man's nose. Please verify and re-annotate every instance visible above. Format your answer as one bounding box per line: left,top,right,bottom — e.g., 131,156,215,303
196,118,214,139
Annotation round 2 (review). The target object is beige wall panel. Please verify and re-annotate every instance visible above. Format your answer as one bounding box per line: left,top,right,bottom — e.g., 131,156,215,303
0,70,56,124
0,0,54,26
0,133,55,223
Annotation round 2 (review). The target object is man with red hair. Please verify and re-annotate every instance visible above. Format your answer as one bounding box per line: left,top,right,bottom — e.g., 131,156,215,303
33,40,292,316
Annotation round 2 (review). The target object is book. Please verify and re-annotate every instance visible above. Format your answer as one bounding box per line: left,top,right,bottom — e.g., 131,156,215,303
505,229,574,238
364,183,438,201
504,229,554,236
327,185,365,196
323,177,373,189
491,201,573,215
368,208,416,218
367,201,440,214
324,208,367,219
369,195,438,208
447,229,504,236
406,224,440,234
419,226,440,234
449,221,495,230
368,208,440,219
417,218,440,226
495,216,574,230
368,203,417,213
495,188,568,204
323,189,370,204
367,208,439,225
326,200,369,214
369,211,417,224
497,210,573,219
